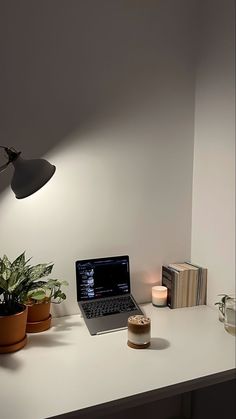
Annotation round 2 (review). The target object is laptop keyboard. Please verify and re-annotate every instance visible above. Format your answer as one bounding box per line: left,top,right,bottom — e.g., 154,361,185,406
82,296,137,319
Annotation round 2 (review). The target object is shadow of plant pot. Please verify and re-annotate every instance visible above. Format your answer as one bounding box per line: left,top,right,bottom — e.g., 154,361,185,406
0,304,28,353
26,301,51,333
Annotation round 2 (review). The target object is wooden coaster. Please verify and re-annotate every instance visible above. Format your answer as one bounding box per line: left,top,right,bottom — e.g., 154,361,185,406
127,340,150,349
0,335,27,354
26,314,51,333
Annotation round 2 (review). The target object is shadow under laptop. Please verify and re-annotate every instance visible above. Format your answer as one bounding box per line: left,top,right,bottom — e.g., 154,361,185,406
148,337,170,350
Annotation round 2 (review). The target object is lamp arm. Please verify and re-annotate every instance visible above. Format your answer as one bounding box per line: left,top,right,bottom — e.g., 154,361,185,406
0,162,10,173
0,145,10,150
0,145,10,173
0,145,21,173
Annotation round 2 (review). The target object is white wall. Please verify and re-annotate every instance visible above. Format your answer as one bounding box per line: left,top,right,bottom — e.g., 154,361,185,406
191,0,235,306
0,0,196,316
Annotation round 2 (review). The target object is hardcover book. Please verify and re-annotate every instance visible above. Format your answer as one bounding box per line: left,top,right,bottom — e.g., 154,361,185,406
161,262,207,309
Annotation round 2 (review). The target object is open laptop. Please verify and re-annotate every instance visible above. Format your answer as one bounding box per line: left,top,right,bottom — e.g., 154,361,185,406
75,255,143,335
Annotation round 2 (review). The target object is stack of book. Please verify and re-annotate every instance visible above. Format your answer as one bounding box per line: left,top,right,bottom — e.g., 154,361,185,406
162,262,207,309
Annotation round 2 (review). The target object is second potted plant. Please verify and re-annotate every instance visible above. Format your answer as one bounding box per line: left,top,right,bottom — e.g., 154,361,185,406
25,277,68,333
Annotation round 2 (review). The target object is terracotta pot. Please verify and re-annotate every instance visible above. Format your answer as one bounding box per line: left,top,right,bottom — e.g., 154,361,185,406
0,304,28,353
26,301,51,333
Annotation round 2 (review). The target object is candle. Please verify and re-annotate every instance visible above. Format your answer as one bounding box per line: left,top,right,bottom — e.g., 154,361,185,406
152,285,167,307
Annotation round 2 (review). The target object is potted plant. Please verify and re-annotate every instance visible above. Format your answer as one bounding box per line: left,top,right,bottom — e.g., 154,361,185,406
25,278,68,333
0,252,31,353
215,294,229,322
0,252,68,352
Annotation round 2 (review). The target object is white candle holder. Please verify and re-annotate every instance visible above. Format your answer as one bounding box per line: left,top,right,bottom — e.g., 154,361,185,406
152,285,167,307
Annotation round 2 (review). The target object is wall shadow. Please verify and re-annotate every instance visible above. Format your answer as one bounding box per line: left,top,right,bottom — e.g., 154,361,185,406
0,0,196,194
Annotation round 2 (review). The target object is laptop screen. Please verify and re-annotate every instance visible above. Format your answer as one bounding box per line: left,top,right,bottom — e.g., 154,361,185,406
76,255,130,301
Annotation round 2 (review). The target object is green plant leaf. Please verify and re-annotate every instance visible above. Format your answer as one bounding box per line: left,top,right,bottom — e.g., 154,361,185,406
0,258,4,274
2,255,11,269
8,272,29,293
28,264,53,281
8,271,20,289
11,252,26,270
0,276,8,291
1,267,12,282
45,278,58,286
60,280,69,286
27,289,46,300
1,256,12,281
0,252,67,306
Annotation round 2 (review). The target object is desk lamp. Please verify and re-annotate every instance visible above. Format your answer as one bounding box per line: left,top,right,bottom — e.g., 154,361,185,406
0,145,56,199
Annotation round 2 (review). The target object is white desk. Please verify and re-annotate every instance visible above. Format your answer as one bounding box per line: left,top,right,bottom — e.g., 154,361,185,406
0,304,235,419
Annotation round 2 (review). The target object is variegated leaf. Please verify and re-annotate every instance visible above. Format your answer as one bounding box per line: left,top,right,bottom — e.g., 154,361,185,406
28,264,53,281
11,251,26,271
2,267,12,281
0,276,8,291
8,270,20,288
8,272,29,293
2,255,11,269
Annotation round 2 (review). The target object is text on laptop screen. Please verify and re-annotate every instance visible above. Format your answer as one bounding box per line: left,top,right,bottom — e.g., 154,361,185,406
76,256,130,301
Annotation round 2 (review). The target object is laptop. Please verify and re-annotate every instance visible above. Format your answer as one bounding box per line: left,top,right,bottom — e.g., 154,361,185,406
75,255,143,335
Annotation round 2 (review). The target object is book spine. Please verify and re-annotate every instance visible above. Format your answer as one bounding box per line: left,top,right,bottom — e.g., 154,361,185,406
181,269,189,308
163,262,207,308
162,266,177,309
196,267,202,305
200,268,207,305
185,262,207,306
168,264,187,308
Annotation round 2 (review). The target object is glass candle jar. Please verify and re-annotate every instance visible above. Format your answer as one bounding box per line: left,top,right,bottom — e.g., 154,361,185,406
152,286,167,307
127,315,151,349
224,297,236,336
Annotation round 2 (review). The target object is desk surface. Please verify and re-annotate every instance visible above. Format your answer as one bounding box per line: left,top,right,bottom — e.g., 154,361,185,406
0,304,235,419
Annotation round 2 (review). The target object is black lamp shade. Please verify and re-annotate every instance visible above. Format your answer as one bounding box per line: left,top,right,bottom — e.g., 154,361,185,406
11,155,56,199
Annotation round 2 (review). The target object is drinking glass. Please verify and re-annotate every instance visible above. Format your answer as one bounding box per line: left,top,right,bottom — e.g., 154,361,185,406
224,297,236,336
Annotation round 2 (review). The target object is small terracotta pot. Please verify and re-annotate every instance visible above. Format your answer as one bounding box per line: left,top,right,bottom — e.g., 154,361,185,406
26,301,51,333
0,304,28,353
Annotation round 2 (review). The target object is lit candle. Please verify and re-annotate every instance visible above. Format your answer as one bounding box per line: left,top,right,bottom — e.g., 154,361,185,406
152,285,167,307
